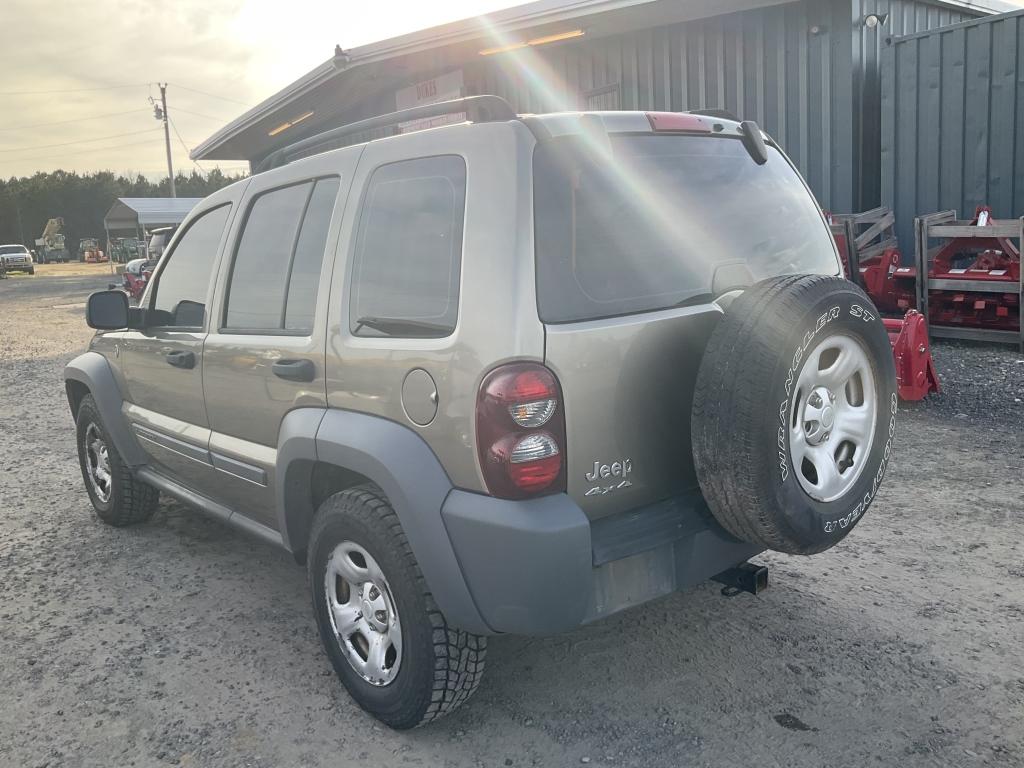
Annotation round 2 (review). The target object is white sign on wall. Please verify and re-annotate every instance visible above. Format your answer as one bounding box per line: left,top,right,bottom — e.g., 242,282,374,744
396,70,465,133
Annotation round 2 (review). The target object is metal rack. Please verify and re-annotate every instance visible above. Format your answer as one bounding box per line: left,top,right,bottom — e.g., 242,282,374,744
829,207,901,288
914,210,1024,352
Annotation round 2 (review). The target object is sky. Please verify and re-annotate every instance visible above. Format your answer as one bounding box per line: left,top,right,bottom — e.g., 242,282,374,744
0,0,520,179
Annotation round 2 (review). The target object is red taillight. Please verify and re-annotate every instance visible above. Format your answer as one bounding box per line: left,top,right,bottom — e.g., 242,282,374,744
476,363,566,499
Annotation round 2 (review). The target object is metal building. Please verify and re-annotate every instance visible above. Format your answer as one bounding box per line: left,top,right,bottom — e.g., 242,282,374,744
193,0,1012,213
102,197,203,237
103,197,202,261
882,8,1024,251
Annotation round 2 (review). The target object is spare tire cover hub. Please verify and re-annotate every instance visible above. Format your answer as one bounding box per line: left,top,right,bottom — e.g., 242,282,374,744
790,335,878,502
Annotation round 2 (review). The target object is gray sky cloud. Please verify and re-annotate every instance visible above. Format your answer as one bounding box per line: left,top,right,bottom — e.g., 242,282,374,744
0,0,516,178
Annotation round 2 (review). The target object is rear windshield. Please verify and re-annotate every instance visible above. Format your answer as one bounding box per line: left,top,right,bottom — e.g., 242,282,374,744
533,134,840,323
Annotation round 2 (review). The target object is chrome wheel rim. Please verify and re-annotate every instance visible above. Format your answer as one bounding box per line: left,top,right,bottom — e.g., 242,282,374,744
85,423,113,504
324,541,402,686
788,333,877,502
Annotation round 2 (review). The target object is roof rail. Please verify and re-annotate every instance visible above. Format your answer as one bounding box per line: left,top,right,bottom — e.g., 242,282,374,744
255,95,517,173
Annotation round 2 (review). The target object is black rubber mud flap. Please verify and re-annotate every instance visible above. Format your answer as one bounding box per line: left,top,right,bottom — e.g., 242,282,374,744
692,274,898,555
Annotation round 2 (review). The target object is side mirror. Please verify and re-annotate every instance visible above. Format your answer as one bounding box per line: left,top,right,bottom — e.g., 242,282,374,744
86,290,130,330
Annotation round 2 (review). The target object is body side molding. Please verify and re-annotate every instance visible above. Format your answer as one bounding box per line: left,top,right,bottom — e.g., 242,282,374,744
137,467,284,549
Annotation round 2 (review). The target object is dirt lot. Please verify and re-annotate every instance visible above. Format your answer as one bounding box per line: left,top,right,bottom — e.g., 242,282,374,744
1,273,1022,768
24,262,121,279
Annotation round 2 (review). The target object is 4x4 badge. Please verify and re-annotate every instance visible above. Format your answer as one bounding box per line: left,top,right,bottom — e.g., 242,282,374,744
585,480,633,497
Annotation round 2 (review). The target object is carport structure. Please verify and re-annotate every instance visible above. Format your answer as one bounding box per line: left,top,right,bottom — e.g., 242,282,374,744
102,197,202,259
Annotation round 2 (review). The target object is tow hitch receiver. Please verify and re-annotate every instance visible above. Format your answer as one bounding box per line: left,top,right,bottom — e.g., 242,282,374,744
712,562,769,597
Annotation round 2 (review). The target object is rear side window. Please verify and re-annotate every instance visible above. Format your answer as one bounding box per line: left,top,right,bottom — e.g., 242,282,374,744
533,135,840,323
286,178,341,331
151,204,232,328
224,177,340,333
349,156,466,337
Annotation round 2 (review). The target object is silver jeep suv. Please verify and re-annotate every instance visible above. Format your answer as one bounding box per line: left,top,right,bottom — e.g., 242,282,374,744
66,97,897,729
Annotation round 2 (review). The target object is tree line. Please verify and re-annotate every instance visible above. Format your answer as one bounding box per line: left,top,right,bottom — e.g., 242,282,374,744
0,169,245,253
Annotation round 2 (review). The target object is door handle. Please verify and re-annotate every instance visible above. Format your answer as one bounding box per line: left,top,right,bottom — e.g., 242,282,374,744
165,350,195,369
272,358,315,382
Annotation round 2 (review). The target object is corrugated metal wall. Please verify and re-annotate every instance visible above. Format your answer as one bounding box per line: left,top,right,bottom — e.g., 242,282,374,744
851,0,974,209
464,0,976,213
881,9,1024,254
466,0,857,212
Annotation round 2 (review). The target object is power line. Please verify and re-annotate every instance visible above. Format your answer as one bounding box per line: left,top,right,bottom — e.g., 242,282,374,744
10,136,164,164
166,83,253,108
168,115,205,172
0,82,253,108
170,106,236,123
0,108,152,132
168,123,249,176
0,82,149,96
0,128,160,154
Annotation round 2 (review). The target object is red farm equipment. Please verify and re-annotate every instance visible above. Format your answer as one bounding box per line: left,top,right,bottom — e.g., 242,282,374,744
828,208,940,401
829,208,916,315
914,207,1022,352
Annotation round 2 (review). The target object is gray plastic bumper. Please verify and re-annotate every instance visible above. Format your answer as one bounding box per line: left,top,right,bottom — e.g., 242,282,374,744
441,489,762,636
441,490,593,635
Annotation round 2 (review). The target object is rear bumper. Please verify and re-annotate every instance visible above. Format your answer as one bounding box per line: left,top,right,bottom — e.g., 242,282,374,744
441,489,761,636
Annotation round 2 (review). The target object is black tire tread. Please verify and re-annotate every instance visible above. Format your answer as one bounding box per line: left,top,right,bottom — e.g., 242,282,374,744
309,485,486,728
693,275,887,554
76,394,158,527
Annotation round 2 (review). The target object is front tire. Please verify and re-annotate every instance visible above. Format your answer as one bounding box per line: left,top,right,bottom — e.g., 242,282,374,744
75,394,158,526
309,485,486,729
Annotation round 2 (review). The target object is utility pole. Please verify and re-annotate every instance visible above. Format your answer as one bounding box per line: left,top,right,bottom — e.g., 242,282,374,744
156,83,176,197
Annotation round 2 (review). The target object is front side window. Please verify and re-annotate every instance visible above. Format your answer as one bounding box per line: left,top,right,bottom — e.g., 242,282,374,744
349,156,466,338
151,204,232,328
224,177,340,333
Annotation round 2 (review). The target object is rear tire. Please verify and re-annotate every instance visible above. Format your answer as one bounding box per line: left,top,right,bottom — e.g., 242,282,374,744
692,275,898,555
75,394,158,526
309,485,486,729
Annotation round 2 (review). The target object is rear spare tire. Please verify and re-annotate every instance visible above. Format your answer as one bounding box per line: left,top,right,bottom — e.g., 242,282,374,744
692,274,898,555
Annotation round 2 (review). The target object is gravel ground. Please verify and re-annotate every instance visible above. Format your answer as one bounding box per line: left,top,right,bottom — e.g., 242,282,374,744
1,274,1022,768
